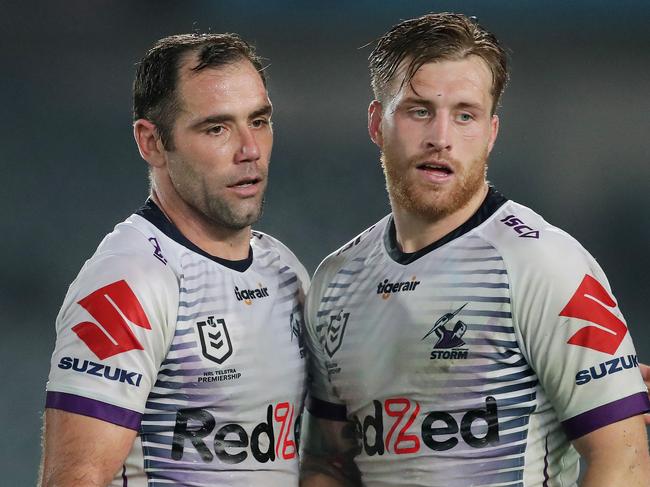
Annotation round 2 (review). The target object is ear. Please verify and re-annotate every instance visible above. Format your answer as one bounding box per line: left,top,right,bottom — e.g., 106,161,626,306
487,114,499,154
368,100,384,148
133,119,166,168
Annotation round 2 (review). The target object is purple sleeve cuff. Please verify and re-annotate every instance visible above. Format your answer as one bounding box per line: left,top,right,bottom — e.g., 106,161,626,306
307,395,348,421
46,391,142,430
562,391,650,441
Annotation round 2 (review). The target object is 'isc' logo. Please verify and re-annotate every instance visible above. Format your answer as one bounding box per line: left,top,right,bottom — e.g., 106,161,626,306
500,214,539,239
171,403,300,464
351,397,499,455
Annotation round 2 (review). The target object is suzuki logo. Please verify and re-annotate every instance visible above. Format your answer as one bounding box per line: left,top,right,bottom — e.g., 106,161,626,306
560,274,627,355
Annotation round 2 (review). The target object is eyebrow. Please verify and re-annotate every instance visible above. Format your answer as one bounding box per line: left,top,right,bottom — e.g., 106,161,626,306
399,97,485,112
191,104,273,129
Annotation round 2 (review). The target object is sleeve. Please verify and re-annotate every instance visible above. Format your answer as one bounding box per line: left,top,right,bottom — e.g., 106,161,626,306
303,258,349,422
508,229,650,440
280,244,310,299
45,250,179,430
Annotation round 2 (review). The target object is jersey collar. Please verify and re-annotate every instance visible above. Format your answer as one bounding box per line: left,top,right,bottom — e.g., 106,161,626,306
135,198,253,272
384,186,508,265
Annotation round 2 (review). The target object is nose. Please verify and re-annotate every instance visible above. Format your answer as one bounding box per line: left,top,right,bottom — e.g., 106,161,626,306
425,113,451,152
235,126,260,163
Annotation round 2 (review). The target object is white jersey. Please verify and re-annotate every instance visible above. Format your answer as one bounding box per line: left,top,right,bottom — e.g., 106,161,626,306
46,199,309,487
304,188,649,487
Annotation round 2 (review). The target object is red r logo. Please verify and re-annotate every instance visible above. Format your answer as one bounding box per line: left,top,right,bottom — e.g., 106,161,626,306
72,280,151,359
559,274,627,355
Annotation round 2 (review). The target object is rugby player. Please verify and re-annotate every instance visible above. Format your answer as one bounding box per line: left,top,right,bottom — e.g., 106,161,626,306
301,13,650,486
40,34,308,486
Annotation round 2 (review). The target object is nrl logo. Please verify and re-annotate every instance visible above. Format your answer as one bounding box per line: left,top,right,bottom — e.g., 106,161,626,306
197,316,233,364
323,310,350,358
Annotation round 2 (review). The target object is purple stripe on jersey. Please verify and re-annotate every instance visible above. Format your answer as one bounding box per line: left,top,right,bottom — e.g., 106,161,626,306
46,391,142,430
308,396,348,421
562,391,650,440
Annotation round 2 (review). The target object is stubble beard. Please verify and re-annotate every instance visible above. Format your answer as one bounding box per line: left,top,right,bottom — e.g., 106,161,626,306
204,191,266,231
381,148,488,223
168,158,267,232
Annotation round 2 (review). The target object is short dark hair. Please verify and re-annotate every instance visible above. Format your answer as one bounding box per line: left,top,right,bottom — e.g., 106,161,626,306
369,13,508,113
133,33,266,150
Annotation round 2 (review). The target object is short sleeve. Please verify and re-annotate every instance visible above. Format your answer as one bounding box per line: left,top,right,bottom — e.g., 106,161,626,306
508,230,649,440
45,251,179,430
303,258,348,422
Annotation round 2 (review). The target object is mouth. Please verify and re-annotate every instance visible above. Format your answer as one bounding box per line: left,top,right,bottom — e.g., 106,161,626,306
228,176,262,188
416,161,454,181
227,176,263,197
417,161,453,174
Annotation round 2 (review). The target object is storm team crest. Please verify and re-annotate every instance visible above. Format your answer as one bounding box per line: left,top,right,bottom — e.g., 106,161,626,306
324,311,350,358
422,304,470,360
197,316,233,364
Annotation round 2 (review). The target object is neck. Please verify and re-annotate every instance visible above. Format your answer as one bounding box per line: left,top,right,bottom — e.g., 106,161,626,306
392,184,489,253
151,188,251,261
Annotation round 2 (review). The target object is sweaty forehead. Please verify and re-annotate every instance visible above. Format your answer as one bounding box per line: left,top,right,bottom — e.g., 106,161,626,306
390,56,493,106
175,58,268,114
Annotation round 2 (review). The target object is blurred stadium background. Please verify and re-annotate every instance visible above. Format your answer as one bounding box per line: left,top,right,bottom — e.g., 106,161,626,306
2,1,648,484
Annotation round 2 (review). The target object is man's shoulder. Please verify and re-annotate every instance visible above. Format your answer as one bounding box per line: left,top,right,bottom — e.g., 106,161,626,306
250,229,294,254
477,199,591,266
68,214,179,304
311,216,389,289
475,199,605,304
94,213,161,256
250,230,309,288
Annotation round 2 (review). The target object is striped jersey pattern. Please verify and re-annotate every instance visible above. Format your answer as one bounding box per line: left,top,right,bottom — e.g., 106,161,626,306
46,200,308,486
304,188,648,486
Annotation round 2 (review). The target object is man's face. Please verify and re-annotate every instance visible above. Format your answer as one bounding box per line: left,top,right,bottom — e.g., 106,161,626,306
370,56,499,222
162,58,273,230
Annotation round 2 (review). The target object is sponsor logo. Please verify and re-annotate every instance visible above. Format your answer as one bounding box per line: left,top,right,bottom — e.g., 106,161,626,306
197,316,233,365
351,397,499,455
148,237,167,264
234,284,269,305
172,403,301,464
198,368,242,383
500,214,539,239
58,356,143,386
377,276,421,299
290,312,306,359
422,304,469,360
560,274,627,354
575,354,639,385
321,310,350,358
73,280,151,360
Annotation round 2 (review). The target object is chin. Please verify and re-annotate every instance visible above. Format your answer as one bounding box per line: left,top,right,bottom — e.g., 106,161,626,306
399,182,481,222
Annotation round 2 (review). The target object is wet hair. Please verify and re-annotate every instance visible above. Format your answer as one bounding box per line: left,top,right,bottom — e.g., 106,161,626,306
133,33,266,150
369,12,508,113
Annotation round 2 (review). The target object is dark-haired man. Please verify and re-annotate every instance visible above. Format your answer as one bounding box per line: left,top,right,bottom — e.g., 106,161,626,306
40,34,308,486
301,13,650,486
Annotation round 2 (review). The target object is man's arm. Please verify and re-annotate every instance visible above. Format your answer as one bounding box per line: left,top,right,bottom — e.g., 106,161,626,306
39,409,137,487
300,410,361,487
573,414,650,487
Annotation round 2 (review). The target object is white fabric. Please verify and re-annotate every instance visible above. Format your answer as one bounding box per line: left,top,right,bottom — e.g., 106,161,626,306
305,198,646,487
47,207,309,487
